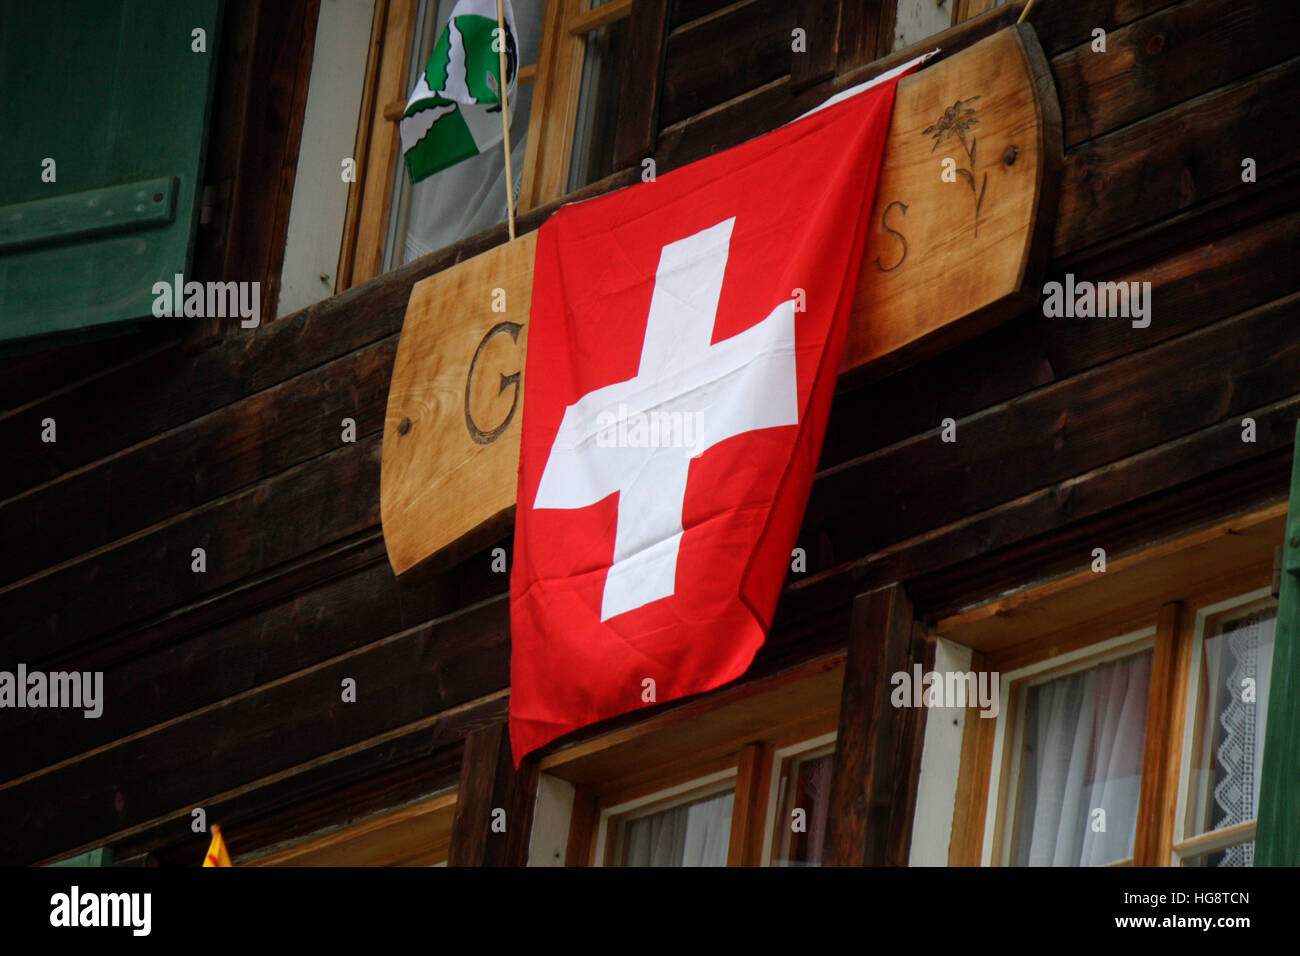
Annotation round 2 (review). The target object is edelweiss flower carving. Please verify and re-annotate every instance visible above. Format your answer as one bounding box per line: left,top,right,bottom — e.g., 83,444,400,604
924,95,987,235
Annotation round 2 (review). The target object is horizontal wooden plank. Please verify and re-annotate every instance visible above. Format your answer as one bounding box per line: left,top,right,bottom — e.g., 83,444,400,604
785,395,1299,627
1052,55,1300,256
15,393,1296,863
99,697,499,868
0,337,397,586
669,0,743,31
658,0,797,128
653,5,1024,174
1,598,510,866
821,204,1300,468
805,292,1300,566
0,437,383,663
1033,0,1179,57
936,502,1286,653
1052,0,1298,148
0,534,510,781
0,333,168,414
0,170,639,505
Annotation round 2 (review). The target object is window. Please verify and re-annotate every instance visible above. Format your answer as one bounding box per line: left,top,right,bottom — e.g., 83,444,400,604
600,771,736,866
534,656,844,866
339,0,637,289
766,736,836,866
1173,592,1276,866
937,501,1287,867
994,636,1153,866
383,0,544,269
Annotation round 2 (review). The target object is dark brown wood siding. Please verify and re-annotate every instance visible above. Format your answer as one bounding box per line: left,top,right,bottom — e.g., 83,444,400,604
1,0,1297,865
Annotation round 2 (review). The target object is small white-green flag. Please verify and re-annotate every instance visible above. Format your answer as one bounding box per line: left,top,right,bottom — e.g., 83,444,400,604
401,0,518,184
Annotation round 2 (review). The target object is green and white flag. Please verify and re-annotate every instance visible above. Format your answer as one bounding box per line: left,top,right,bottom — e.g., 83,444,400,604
401,0,518,184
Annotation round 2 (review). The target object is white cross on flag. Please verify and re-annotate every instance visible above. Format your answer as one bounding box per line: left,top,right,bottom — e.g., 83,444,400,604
510,69,909,762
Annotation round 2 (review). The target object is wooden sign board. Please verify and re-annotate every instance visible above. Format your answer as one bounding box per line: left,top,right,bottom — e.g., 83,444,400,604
381,25,1062,578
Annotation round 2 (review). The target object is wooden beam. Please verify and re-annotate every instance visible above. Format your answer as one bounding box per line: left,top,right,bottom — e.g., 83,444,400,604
791,0,840,91
448,721,539,866
612,0,670,169
727,742,775,865
822,583,918,865
948,650,995,864
836,0,897,71
657,0,798,129
564,787,597,866
1132,601,1183,866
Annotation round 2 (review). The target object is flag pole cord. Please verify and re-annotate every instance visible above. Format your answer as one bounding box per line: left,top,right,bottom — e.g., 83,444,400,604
497,0,516,240
1018,0,1040,23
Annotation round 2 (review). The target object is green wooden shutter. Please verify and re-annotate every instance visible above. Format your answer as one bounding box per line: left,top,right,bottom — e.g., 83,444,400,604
1257,421,1300,865
0,0,222,347
48,848,114,867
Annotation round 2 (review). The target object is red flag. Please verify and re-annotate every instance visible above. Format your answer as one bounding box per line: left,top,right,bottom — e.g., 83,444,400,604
510,70,909,762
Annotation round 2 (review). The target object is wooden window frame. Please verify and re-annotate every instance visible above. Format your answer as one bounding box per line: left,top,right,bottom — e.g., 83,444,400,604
539,654,844,866
760,731,837,866
1169,588,1277,866
337,0,659,291
982,625,1158,867
595,765,738,866
941,501,1287,867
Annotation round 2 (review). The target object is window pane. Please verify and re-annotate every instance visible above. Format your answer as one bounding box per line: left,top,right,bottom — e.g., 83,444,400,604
770,750,834,866
620,790,733,866
567,14,629,193
1183,609,1275,860
385,0,543,267
1011,651,1152,866
1181,840,1255,867
893,0,955,51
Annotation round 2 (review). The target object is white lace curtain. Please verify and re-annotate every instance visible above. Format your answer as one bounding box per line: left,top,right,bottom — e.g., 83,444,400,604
1014,652,1152,866
1205,614,1275,866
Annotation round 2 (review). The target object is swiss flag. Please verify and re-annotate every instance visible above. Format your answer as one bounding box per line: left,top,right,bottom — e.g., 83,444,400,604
510,68,912,762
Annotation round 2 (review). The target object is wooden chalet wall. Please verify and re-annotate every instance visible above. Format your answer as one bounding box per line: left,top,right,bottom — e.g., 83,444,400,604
1,0,1297,865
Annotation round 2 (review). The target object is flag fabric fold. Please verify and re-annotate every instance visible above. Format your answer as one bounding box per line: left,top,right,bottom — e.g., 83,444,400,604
508,69,914,764
401,0,518,184
202,825,232,867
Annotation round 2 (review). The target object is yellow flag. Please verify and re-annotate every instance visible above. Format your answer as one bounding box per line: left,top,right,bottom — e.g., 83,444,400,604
202,825,232,867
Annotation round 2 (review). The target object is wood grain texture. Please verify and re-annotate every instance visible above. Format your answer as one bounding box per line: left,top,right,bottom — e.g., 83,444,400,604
6,0,1300,872
1052,0,1298,148
448,721,539,866
843,24,1063,382
823,583,915,866
836,0,896,72
1133,601,1184,866
382,27,1061,576
658,0,798,128
382,233,535,577
338,0,417,288
518,0,588,211
948,649,995,865
613,0,671,168
0,337,396,587
3,598,511,865
803,293,1300,577
791,0,840,91
1052,55,1300,257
